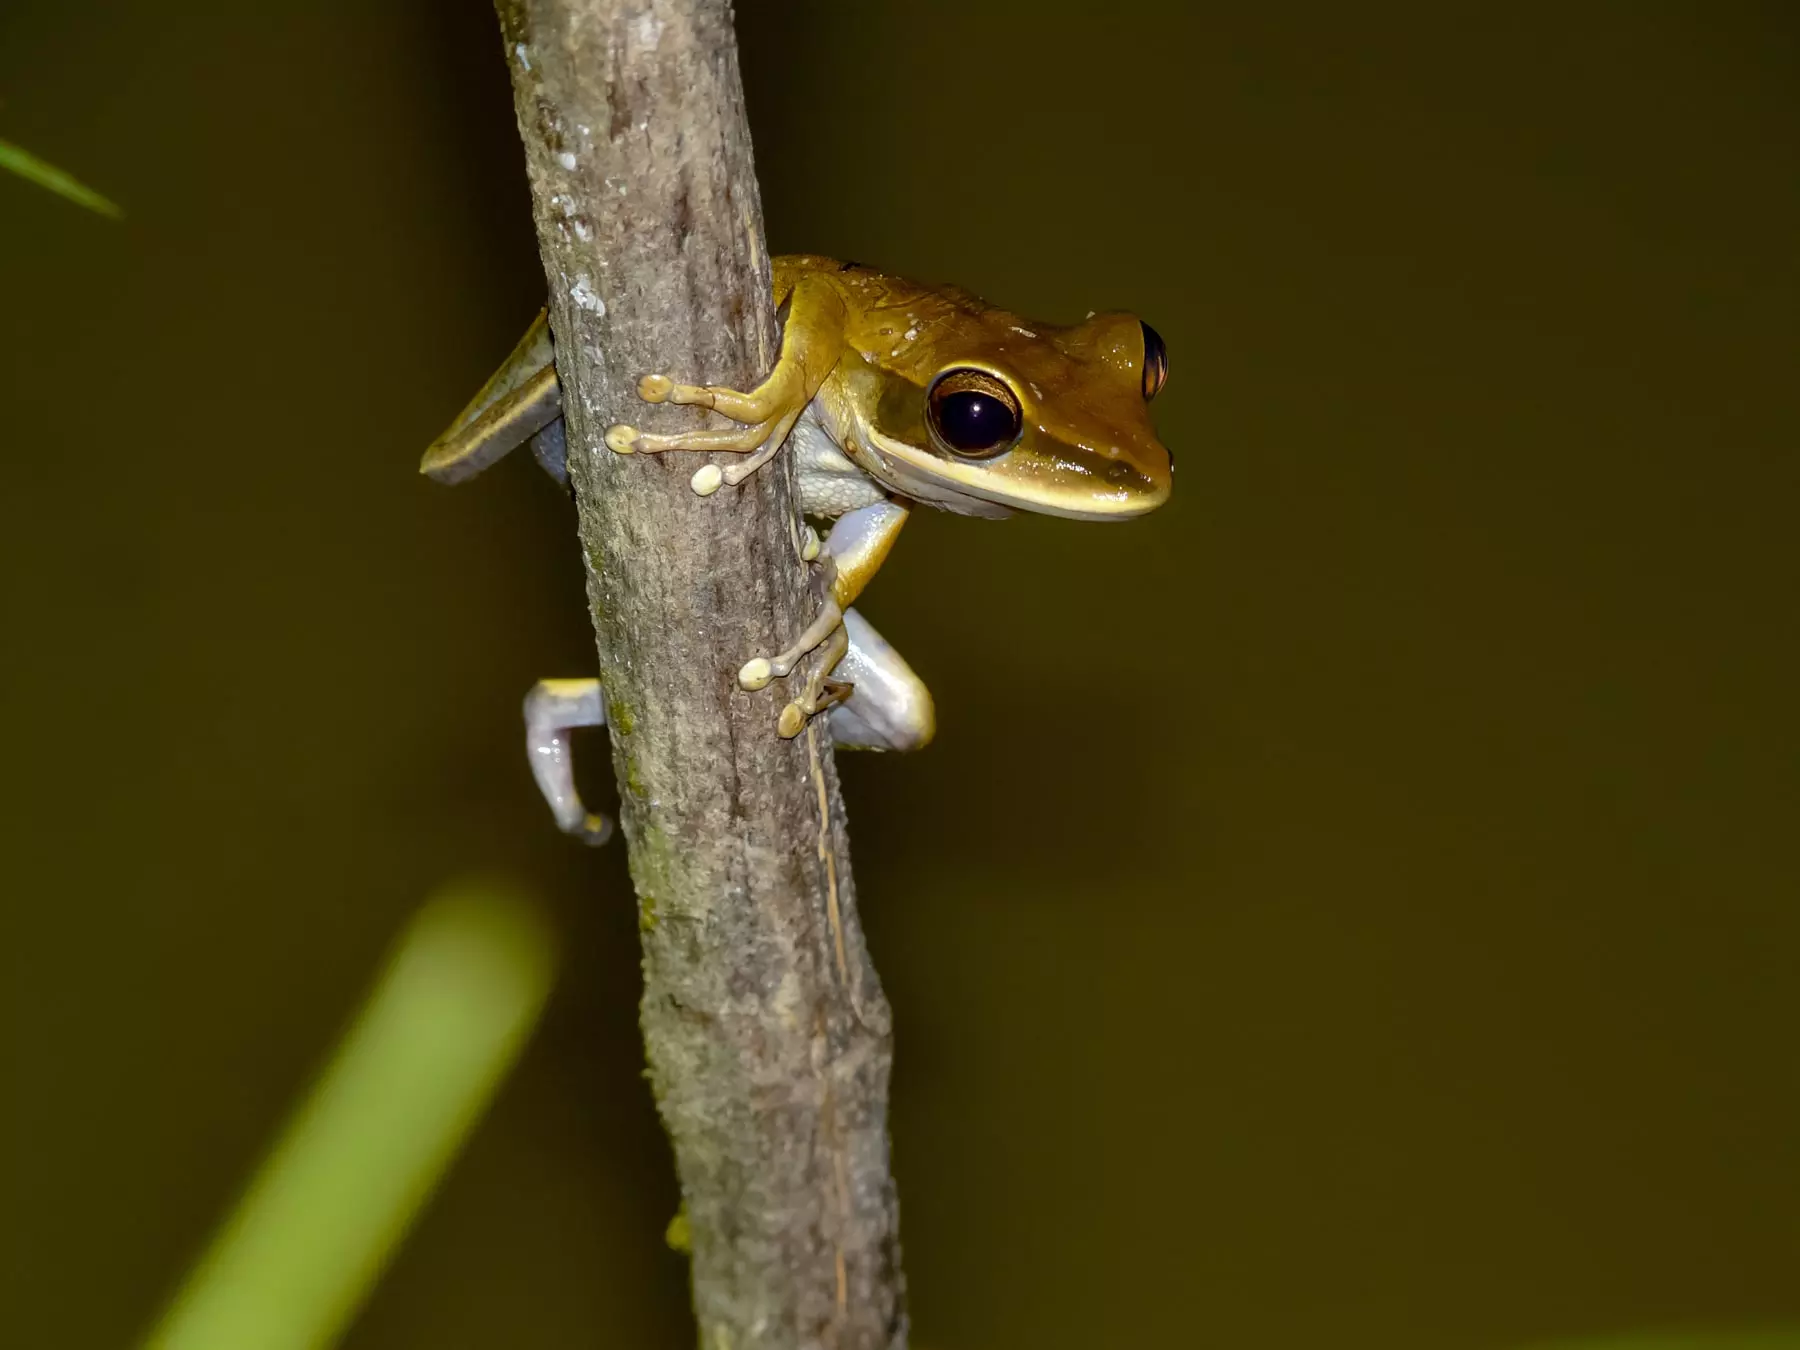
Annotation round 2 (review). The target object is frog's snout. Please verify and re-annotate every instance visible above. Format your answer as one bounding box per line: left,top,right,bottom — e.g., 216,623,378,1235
1125,432,1175,513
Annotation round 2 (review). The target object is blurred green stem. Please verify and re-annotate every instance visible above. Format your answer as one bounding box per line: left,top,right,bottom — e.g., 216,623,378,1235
0,137,122,217
142,881,555,1350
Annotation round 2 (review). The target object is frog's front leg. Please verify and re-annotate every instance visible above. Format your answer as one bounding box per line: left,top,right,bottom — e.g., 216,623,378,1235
738,500,909,735
604,277,846,496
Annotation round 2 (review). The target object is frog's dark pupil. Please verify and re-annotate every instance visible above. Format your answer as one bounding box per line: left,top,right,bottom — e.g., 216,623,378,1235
937,390,1017,452
928,368,1022,456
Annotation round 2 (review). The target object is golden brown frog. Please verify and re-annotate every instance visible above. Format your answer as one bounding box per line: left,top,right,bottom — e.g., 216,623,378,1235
422,256,1172,843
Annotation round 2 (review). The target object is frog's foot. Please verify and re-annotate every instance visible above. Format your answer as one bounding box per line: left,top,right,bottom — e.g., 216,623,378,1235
752,607,934,747
738,593,844,694
605,346,819,495
776,620,854,739
736,500,911,732
523,678,613,846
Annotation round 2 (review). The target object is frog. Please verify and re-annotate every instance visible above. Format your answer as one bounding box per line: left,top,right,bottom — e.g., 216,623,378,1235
420,255,1172,844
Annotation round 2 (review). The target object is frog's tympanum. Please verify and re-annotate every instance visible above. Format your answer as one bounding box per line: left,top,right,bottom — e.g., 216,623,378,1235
421,256,1172,844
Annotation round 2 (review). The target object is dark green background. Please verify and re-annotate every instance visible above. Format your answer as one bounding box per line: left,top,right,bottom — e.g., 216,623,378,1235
4,3,1796,1346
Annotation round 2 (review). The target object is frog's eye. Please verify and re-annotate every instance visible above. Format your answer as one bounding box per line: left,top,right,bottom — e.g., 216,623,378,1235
1141,321,1169,400
927,369,1023,457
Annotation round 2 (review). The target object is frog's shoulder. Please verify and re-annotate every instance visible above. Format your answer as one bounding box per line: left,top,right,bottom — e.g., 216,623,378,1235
772,254,868,295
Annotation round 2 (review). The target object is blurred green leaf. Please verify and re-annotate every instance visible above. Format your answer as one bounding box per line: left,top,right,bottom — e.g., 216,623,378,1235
0,135,122,217
143,878,557,1350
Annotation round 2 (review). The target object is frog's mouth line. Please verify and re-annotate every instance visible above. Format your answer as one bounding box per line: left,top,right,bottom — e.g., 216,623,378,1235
863,427,1170,521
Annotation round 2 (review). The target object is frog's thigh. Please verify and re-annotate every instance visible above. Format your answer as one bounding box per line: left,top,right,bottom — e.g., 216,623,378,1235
828,609,936,753
824,500,909,608
523,678,613,846
421,310,565,485
738,501,909,691
607,277,845,456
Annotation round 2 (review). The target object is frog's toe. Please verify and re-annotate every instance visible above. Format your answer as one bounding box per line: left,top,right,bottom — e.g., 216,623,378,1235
777,701,807,739
740,598,845,693
778,679,853,740
605,424,640,454
624,418,781,456
565,811,615,846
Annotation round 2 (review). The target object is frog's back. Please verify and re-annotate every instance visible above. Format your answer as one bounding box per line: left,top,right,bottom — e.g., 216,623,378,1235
772,255,935,308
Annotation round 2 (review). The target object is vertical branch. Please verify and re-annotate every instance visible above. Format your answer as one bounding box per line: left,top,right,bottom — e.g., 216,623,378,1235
491,2,906,1347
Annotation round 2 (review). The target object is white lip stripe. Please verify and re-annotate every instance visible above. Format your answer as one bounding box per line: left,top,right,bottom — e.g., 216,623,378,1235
862,426,1161,521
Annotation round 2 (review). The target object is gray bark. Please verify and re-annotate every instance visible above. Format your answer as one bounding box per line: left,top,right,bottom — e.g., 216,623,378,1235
491,3,906,1347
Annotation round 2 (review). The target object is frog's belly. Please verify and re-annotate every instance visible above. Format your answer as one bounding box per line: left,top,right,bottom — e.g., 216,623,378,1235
791,403,890,518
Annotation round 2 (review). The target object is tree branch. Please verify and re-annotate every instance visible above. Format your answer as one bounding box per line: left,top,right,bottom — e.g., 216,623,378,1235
491,2,905,1346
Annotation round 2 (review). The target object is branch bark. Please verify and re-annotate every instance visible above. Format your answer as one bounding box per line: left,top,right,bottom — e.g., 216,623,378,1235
491,3,905,1347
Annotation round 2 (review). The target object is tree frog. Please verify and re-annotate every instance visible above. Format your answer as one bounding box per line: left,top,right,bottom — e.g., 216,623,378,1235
421,255,1172,843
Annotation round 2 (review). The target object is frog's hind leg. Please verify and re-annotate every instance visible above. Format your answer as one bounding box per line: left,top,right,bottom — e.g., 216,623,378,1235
825,609,936,752
518,642,927,845
604,276,846,494
421,309,567,485
523,678,613,845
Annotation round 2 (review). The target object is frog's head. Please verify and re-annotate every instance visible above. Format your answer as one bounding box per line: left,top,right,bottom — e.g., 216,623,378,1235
858,301,1173,520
